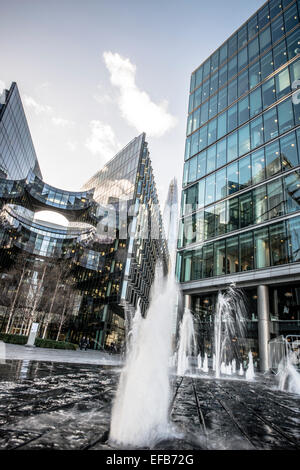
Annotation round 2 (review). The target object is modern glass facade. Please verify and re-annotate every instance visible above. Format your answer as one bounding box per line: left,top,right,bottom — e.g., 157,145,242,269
178,0,300,370
0,83,42,180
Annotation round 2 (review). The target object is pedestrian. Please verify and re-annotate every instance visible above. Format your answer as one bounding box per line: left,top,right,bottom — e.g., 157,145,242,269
79,336,86,350
85,337,90,351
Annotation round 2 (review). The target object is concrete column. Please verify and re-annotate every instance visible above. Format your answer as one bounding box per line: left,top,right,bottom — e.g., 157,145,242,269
257,285,270,372
184,294,192,310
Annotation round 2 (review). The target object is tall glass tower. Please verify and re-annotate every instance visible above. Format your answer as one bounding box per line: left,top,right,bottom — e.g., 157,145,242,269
177,0,300,371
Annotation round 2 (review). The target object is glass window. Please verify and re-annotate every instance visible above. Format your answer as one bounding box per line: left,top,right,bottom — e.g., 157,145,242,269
270,222,288,265
191,130,199,156
273,39,288,69
258,4,270,30
214,240,226,276
227,161,239,194
262,77,276,109
203,59,211,80
240,192,253,228
183,215,196,246
276,67,291,100
278,99,294,134
211,50,219,73
250,87,262,118
284,3,298,33
183,184,198,215
226,236,239,274
228,79,238,104
216,168,227,200
286,28,300,60
208,119,217,146
210,71,219,96
208,95,217,120
227,131,238,162
238,70,249,96
250,115,264,149
182,252,192,282
238,124,250,156
192,108,200,132
271,14,285,43
195,212,204,244
183,162,189,186
228,104,238,133
259,27,271,54
261,50,274,80
280,132,299,169
219,64,228,88
238,24,248,49
267,179,285,219
188,156,197,183
228,33,237,58
228,55,237,80
218,87,228,113
188,94,194,114
217,112,227,140
187,114,193,135
197,151,207,179
240,232,254,272
239,154,252,188
248,14,258,40
219,43,228,66
204,206,216,239
238,47,248,72
269,0,283,20
207,145,216,173
198,179,205,210
248,37,259,63
265,140,281,177
287,216,300,262
284,171,300,213
252,148,265,183
249,62,261,89
200,101,208,126
205,173,216,205
215,201,227,236
263,107,279,142
253,185,268,223
190,73,196,93
191,248,203,281
199,125,208,151
290,58,300,85
195,67,203,88
194,86,202,109
202,243,214,279
227,198,239,232
216,139,227,168
254,227,270,268
238,96,250,125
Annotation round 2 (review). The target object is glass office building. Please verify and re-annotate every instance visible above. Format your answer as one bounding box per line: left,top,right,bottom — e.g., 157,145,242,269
0,82,42,180
177,0,300,370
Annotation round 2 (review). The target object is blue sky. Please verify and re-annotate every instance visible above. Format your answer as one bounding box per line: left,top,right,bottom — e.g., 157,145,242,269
0,0,264,220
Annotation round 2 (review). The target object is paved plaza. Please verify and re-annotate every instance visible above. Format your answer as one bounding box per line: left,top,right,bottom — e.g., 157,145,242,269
0,344,299,450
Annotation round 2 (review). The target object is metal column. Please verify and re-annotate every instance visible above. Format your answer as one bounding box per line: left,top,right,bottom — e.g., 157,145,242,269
257,285,270,372
184,294,192,310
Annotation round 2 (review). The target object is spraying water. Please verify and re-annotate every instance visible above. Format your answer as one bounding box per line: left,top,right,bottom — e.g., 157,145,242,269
202,353,208,373
278,351,300,395
197,354,202,370
245,351,255,381
214,285,247,379
177,308,196,376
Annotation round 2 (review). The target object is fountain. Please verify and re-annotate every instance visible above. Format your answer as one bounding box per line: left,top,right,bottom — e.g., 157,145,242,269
245,351,255,381
176,308,196,376
238,363,244,376
214,285,247,379
197,354,202,370
278,351,300,395
202,353,208,373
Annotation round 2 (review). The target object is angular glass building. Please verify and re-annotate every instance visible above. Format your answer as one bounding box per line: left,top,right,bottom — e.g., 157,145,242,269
177,0,300,370
0,82,42,180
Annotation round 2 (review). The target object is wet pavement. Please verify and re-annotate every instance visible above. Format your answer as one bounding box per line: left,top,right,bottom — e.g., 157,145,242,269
0,358,299,450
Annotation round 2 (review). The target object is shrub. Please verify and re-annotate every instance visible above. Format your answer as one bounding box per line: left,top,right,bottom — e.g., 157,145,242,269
0,333,27,345
34,338,77,350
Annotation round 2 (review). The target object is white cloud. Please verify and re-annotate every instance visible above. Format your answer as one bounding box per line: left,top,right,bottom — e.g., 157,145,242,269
85,120,120,161
23,95,53,115
52,117,75,127
103,51,177,138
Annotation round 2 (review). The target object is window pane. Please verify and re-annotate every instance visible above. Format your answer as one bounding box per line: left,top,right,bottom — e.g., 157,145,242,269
219,64,228,88
267,179,285,219
240,192,253,228
239,154,252,188
270,222,288,266
210,71,218,96
253,185,268,223
248,37,259,63
199,125,208,151
227,197,239,232
287,216,300,262
228,79,238,104
250,115,264,149
226,236,239,274
280,132,299,169
207,145,216,173
278,99,294,134
198,179,205,210
208,95,217,120
265,140,281,177
218,87,228,113
250,87,262,118
271,14,285,43
262,78,276,109
238,70,249,96
259,26,271,54
203,244,214,278
286,28,300,60
215,201,227,236
249,62,261,89
240,232,254,272
252,148,265,184
208,119,217,146
191,130,199,156
205,173,216,205
228,56,237,80
238,96,250,125
238,47,248,72
214,240,226,276
204,206,216,239
191,248,203,281
284,170,300,213
273,39,287,69
188,156,197,183
216,139,227,168
263,107,279,142
217,112,227,140
197,151,207,179
227,131,238,162
275,67,291,100
228,104,238,133
238,124,250,156
227,161,239,194
216,168,227,200
261,51,274,80
284,3,298,33
254,227,270,268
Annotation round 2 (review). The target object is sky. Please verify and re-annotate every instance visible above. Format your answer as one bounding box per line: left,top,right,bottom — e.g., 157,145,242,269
0,0,264,224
